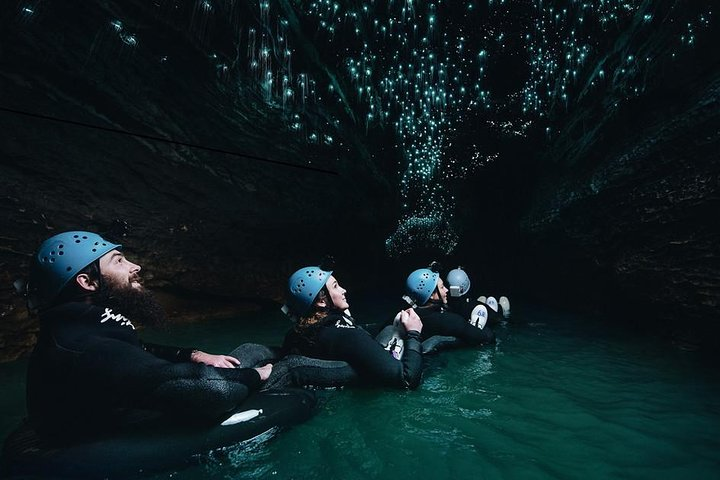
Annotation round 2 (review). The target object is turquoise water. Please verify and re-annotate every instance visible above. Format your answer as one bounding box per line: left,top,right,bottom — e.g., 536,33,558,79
1,302,719,479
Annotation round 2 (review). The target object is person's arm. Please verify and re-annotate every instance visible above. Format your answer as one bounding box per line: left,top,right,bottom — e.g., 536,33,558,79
82,338,264,422
421,310,495,345
142,342,195,362
143,342,242,368
320,326,423,389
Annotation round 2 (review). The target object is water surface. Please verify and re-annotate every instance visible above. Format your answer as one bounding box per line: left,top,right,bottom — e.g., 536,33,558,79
2,303,718,479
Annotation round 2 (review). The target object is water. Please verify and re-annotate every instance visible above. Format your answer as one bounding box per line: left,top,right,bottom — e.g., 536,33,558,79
1,303,719,480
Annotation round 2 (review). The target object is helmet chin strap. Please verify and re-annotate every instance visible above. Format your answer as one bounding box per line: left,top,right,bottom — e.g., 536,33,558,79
427,285,445,306
316,287,350,316
315,304,331,313
85,260,106,297
314,286,335,312
326,301,352,319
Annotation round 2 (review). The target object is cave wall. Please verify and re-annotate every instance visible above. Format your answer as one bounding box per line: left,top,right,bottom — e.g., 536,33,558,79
0,1,398,361
422,5,720,348
514,35,720,344
1,1,719,361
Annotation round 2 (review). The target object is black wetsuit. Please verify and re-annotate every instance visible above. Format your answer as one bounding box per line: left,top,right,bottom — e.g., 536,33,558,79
416,303,496,346
282,311,423,389
446,296,475,320
26,302,262,442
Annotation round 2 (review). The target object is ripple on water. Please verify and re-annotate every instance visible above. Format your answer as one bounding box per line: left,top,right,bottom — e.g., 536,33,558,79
3,306,720,480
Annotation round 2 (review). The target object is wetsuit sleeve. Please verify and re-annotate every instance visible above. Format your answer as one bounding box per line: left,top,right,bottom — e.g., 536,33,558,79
82,337,262,421
421,311,496,345
317,327,423,389
142,342,196,362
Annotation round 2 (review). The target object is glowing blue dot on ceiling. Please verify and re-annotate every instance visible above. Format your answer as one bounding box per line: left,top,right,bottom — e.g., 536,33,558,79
232,0,712,256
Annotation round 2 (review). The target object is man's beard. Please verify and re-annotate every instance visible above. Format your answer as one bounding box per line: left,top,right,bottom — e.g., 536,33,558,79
96,276,167,329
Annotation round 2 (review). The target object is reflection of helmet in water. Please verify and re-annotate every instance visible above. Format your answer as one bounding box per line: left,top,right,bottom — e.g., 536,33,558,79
446,267,471,297
405,268,439,306
30,231,121,310
286,266,332,316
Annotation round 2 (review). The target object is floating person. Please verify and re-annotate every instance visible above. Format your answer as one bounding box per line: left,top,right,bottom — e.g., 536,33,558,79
399,265,495,353
2,231,316,479
281,264,425,389
445,267,505,326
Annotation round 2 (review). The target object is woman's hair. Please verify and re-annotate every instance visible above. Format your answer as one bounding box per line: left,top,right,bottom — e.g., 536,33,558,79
297,288,331,328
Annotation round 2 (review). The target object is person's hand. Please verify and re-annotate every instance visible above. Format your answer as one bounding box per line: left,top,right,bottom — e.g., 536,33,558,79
400,308,423,333
254,363,273,381
190,351,241,368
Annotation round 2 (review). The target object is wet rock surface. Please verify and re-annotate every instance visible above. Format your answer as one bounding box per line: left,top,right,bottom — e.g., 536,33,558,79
513,44,720,345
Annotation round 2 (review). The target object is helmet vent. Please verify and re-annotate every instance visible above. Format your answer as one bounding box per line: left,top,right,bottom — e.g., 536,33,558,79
32,231,121,309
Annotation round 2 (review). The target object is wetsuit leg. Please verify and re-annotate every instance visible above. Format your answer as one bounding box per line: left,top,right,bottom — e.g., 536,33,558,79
228,343,281,368
263,355,359,390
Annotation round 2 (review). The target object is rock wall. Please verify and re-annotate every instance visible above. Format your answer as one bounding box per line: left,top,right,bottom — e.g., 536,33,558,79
1,1,718,361
0,1,397,361
516,37,720,346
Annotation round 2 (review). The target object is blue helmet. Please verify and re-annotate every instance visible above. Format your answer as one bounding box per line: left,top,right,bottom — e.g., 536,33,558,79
286,266,333,316
405,268,439,306
446,267,471,297
30,231,121,309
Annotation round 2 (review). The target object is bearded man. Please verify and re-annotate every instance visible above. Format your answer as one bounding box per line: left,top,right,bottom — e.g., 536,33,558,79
25,231,271,443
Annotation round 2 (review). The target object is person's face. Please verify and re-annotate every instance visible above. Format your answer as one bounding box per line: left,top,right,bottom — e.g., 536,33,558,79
324,275,350,310
98,250,143,291
431,277,448,304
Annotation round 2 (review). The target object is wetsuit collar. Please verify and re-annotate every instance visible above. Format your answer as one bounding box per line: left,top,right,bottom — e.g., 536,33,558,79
421,299,446,312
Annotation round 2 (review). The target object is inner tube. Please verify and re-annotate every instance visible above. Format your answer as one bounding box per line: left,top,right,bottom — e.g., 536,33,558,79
264,355,360,389
421,335,462,354
229,343,360,390
1,388,316,479
376,323,463,356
